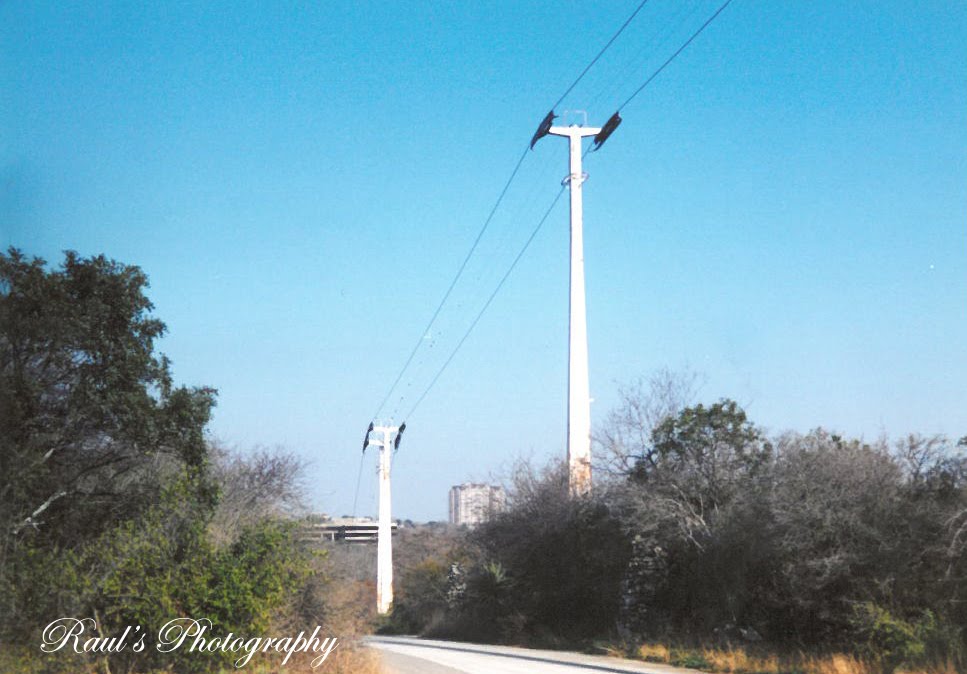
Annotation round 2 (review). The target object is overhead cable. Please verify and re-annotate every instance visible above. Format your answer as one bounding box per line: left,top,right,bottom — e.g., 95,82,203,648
404,187,567,420
618,0,734,111
368,0,692,423
550,0,652,111
370,145,530,420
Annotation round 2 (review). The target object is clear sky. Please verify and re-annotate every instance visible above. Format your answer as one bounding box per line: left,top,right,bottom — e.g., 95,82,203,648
3,1,965,521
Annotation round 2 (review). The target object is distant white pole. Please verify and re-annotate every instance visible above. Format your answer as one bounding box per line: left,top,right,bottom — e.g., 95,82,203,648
373,424,396,614
548,122,600,497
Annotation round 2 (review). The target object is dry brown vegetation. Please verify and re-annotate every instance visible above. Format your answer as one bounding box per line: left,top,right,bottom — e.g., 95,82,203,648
223,645,381,674
634,643,959,674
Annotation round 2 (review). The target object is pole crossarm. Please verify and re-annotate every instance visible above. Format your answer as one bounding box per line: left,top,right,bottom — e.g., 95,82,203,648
548,125,601,137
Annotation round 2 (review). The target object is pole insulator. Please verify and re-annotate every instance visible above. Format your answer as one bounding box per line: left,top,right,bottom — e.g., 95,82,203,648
530,110,557,149
592,112,622,151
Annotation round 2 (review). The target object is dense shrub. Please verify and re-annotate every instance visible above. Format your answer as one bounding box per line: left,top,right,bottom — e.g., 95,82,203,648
390,390,966,672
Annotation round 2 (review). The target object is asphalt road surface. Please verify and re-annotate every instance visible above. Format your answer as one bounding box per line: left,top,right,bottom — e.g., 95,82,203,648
366,636,700,674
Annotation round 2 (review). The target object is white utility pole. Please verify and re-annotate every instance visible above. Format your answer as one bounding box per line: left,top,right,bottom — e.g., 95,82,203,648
548,120,601,497
368,423,400,614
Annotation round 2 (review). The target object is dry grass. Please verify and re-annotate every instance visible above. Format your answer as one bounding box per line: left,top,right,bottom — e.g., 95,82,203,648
326,646,382,674
638,642,673,663
633,643,958,674
701,646,782,673
261,644,381,674
802,653,878,674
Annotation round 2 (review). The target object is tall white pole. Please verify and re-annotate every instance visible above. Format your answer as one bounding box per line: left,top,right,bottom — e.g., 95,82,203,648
374,424,395,614
548,123,600,497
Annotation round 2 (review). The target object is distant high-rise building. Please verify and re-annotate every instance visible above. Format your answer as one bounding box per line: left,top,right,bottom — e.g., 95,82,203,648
448,483,505,527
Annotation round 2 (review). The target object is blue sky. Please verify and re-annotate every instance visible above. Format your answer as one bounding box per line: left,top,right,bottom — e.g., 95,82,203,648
3,1,965,521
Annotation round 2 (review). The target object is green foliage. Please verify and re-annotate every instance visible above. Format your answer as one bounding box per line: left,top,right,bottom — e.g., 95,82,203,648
618,400,775,635
641,398,772,509
382,523,467,635
914,610,965,670
454,561,517,642
0,247,217,550
670,650,712,669
385,558,451,635
9,508,313,673
849,603,924,672
477,471,630,642
401,464,633,645
0,249,318,674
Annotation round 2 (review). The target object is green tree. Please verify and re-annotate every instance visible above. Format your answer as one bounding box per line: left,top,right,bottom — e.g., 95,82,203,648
616,399,774,636
0,249,324,673
0,248,217,552
641,399,772,510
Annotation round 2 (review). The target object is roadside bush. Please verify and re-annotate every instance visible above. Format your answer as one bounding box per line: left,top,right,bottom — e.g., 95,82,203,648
850,603,924,672
458,462,631,643
597,389,967,666
383,523,466,635
387,558,451,635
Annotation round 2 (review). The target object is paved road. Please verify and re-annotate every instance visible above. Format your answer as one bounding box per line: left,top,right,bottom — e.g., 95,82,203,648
365,636,700,674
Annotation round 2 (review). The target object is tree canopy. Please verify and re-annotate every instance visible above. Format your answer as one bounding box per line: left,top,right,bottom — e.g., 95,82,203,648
0,249,328,674
0,248,217,547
